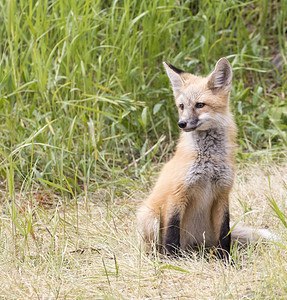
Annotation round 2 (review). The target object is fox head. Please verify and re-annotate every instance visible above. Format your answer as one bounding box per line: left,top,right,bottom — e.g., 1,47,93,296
163,58,233,132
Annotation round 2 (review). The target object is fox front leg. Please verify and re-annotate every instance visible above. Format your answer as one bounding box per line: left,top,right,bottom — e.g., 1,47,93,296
162,211,181,255
211,196,231,261
217,210,231,260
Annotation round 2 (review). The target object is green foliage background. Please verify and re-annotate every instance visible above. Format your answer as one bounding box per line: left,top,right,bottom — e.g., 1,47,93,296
0,0,286,194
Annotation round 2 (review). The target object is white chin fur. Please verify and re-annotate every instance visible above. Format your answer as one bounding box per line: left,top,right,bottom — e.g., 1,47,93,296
198,112,230,130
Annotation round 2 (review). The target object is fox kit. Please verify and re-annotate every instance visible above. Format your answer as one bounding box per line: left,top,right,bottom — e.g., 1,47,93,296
137,58,273,258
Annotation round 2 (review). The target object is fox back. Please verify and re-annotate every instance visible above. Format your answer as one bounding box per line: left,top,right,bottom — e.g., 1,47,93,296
137,58,237,258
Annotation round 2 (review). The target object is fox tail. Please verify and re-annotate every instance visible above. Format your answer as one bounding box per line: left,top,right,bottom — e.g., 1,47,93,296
230,223,278,244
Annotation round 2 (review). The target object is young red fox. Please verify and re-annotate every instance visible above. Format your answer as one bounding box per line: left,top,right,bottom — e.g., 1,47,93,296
137,58,274,258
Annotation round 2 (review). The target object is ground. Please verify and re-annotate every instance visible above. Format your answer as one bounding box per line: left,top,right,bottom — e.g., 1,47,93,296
0,162,286,298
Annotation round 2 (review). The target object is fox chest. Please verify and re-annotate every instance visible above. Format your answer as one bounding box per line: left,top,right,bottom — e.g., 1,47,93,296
181,158,233,248
185,158,233,190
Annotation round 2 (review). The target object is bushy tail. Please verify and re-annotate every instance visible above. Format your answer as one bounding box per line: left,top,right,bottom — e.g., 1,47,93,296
137,205,160,250
230,223,278,244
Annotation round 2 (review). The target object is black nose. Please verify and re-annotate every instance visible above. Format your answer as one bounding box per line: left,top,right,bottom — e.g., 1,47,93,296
178,121,187,128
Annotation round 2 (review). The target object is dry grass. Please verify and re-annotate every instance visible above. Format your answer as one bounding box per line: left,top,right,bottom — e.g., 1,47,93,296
0,163,286,299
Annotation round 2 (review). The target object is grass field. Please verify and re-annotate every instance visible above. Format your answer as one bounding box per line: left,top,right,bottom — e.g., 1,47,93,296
0,0,287,298
0,163,286,298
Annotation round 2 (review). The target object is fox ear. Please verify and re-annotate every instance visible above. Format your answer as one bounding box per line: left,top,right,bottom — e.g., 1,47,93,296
208,58,232,93
163,62,185,93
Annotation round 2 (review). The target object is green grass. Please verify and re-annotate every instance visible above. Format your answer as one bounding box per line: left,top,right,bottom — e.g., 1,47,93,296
0,0,286,298
0,0,286,189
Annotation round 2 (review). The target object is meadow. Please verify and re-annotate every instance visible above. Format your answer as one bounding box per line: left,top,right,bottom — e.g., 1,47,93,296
0,0,286,298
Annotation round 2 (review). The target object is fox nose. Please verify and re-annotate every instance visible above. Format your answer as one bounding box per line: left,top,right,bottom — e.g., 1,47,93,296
178,120,187,129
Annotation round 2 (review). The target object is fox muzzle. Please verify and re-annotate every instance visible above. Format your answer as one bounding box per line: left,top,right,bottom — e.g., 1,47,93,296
178,118,200,131
178,120,187,129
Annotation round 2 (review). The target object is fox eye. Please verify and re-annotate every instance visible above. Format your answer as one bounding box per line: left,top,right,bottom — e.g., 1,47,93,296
179,103,184,110
195,102,205,109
